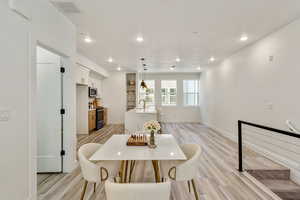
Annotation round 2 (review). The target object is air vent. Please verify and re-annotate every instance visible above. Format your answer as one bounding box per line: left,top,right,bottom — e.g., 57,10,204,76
51,1,81,14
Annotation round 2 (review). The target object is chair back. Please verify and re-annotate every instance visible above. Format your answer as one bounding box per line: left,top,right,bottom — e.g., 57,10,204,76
78,143,102,183
176,144,202,181
105,180,171,200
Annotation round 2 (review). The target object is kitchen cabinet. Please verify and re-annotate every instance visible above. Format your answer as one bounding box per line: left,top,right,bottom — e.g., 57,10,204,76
88,110,96,132
76,65,90,85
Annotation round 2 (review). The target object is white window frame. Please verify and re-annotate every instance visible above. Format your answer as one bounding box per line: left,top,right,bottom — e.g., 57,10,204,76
183,80,200,107
161,80,177,106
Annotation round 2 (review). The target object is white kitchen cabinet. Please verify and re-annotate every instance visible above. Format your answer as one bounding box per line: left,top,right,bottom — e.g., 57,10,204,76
76,65,90,85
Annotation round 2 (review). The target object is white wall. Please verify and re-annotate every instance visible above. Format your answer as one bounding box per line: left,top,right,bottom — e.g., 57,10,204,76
0,1,77,199
77,53,109,78
102,72,127,124
200,18,300,184
0,2,30,199
142,73,201,123
76,85,89,134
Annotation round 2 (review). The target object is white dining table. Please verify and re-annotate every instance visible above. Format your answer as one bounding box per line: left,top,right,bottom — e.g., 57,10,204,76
90,134,187,182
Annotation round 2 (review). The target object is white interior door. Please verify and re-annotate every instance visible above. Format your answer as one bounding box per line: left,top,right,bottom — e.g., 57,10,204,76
37,47,62,173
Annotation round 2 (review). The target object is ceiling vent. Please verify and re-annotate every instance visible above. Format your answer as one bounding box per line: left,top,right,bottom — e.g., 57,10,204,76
51,1,81,14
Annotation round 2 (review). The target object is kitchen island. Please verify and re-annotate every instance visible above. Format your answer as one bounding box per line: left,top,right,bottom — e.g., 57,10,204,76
124,107,158,133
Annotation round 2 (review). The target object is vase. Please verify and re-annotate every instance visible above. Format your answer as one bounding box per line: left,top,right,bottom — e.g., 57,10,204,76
148,130,157,148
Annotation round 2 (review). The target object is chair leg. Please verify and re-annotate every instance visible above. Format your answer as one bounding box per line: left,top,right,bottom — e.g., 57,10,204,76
187,180,191,193
80,180,88,200
94,183,96,193
191,179,199,200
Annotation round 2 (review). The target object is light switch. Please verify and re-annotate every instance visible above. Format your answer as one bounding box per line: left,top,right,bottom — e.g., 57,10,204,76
0,110,10,121
266,102,273,110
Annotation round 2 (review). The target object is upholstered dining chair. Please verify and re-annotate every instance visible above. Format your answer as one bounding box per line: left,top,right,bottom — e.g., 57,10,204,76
105,179,171,200
160,144,202,200
78,143,120,200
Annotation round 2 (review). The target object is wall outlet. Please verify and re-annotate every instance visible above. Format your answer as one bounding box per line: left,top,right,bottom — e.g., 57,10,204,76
0,110,10,121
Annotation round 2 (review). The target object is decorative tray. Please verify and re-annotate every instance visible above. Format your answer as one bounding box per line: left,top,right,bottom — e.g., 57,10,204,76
127,134,148,146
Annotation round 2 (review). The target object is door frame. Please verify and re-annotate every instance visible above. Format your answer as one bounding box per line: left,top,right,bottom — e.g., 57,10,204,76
29,40,75,199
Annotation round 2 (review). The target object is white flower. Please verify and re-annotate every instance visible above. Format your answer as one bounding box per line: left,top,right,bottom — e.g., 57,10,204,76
143,120,161,132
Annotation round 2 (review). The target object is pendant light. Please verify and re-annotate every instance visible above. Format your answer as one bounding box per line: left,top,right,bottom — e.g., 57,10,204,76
140,58,148,89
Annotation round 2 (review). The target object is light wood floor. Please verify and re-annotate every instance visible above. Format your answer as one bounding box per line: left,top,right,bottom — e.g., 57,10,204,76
37,123,285,200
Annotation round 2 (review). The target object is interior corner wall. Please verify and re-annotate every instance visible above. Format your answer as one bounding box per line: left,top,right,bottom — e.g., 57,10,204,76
200,18,300,184
0,1,76,199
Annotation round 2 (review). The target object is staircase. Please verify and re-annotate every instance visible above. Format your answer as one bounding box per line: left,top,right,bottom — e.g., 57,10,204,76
247,169,300,200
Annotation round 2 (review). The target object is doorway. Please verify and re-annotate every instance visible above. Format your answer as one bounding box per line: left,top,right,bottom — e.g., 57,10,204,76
36,46,64,174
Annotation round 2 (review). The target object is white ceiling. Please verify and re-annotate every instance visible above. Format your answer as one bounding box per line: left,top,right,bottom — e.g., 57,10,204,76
52,0,300,72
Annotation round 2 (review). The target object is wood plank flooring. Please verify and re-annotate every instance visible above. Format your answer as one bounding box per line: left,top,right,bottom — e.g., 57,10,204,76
37,123,286,200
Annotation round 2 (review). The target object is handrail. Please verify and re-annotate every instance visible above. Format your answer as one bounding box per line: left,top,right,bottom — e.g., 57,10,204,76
238,120,300,172
286,120,300,134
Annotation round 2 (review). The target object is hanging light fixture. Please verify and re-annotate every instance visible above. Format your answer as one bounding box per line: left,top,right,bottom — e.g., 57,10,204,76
140,79,147,89
140,58,148,89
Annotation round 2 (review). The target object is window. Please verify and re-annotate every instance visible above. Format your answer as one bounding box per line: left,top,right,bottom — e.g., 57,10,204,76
138,80,155,106
183,80,199,106
161,80,177,106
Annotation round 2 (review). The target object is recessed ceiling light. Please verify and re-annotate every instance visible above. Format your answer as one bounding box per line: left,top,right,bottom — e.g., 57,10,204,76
240,35,248,41
170,65,176,70
136,36,144,43
108,57,113,63
197,67,201,70
117,67,121,71
84,36,92,43
210,57,215,62
175,57,181,62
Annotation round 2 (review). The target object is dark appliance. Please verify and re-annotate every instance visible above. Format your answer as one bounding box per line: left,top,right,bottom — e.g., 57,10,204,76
89,87,97,98
95,107,104,130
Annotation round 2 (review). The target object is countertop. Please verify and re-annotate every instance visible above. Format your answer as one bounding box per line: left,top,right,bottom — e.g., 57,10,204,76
135,107,157,114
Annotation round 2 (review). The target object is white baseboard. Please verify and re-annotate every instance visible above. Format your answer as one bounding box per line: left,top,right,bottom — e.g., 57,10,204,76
27,195,36,200
205,123,300,185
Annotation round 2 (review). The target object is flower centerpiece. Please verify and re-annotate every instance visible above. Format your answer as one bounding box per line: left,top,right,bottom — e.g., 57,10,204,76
144,120,161,148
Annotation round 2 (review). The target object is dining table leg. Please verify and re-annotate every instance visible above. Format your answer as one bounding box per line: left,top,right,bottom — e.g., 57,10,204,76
119,161,125,183
151,160,161,183
124,160,129,183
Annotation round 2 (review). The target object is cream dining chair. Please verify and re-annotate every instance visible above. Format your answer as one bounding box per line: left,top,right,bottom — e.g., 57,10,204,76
160,143,202,200
105,179,171,200
78,143,120,200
